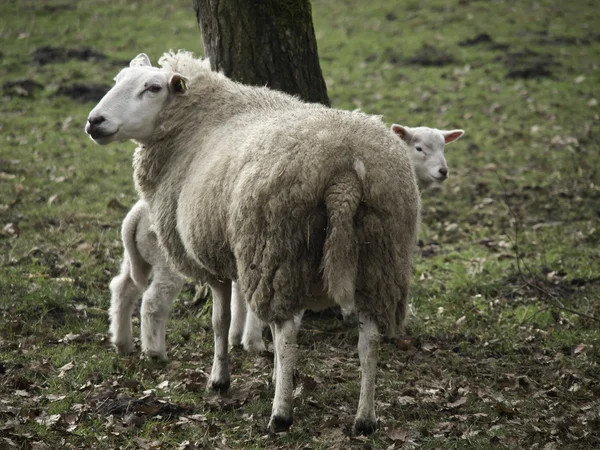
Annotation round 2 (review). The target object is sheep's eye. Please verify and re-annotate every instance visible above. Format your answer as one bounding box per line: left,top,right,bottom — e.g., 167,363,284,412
415,146,423,152
148,85,162,93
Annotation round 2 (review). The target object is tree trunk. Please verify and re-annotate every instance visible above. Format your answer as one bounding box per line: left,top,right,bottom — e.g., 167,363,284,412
192,0,329,106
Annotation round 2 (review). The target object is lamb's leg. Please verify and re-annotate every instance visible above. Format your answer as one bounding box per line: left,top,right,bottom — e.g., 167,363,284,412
268,317,301,433
109,256,143,355
269,322,278,386
140,267,184,361
228,281,245,348
242,307,266,353
207,280,232,392
353,313,380,435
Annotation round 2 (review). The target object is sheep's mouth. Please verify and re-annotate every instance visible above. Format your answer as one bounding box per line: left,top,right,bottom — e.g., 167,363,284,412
88,127,119,143
430,174,447,182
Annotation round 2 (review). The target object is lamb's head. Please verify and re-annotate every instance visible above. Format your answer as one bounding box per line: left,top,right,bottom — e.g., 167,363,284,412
391,124,464,190
85,53,189,144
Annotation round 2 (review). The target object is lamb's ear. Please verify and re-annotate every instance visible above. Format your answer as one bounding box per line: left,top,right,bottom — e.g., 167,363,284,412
169,74,190,95
130,53,151,67
441,129,464,144
391,124,412,142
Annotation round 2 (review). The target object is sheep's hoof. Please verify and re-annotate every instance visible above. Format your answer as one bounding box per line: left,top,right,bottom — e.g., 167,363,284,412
268,414,293,433
353,418,378,436
206,378,230,393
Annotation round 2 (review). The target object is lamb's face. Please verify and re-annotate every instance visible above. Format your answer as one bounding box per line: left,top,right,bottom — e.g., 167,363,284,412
85,53,188,145
391,124,463,190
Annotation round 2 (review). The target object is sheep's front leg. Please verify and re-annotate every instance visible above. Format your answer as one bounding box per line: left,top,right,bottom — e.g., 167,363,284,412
353,313,380,435
268,317,301,433
228,282,246,348
207,280,232,392
140,267,184,361
109,257,144,355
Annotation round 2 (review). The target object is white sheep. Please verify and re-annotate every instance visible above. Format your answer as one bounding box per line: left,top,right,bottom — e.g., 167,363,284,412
86,51,421,435
109,123,462,361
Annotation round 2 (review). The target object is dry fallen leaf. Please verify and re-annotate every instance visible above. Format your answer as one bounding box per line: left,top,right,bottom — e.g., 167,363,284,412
35,414,61,427
386,427,408,442
573,343,586,355
447,396,467,408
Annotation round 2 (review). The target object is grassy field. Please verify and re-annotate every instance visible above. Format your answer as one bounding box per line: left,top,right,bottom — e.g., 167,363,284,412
1,0,599,448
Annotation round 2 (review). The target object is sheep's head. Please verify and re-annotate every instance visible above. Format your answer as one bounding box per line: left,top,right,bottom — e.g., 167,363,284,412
85,53,189,144
391,124,463,190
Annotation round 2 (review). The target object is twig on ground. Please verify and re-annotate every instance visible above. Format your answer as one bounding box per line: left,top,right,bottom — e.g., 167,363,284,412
497,173,598,323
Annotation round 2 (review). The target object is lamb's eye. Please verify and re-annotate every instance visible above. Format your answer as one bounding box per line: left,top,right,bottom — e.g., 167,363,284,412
415,146,423,152
148,85,162,93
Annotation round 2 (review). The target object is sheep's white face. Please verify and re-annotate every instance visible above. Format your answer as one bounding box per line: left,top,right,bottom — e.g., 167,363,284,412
85,53,188,145
391,124,463,190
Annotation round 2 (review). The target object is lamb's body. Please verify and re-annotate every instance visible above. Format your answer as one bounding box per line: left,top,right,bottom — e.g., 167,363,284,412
87,51,421,433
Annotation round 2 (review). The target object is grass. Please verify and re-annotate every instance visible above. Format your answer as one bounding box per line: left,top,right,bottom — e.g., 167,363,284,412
1,0,599,448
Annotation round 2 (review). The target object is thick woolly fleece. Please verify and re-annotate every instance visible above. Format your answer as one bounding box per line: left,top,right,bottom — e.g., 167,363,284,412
133,51,421,336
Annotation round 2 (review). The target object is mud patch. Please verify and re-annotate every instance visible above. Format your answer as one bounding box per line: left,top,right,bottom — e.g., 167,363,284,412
32,46,106,65
41,3,76,13
499,49,558,79
56,83,110,103
3,79,44,98
459,33,510,50
406,44,455,67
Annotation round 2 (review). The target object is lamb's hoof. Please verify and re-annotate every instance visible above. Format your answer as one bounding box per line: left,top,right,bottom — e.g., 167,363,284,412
243,339,266,353
268,414,293,433
114,342,133,356
228,334,243,348
206,378,230,393
353,418,378,436
143,350,168,363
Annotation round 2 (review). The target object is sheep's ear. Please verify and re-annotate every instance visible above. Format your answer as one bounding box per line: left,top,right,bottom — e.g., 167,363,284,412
169,74,189,95
441,129,464,144
391,124,411,142
130,53,151,67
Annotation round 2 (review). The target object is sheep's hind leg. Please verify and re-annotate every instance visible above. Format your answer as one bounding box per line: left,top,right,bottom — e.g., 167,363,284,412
140,267,184,361
353,313,380,435
109,257,144,355
268,317,301,433
207,280,232,392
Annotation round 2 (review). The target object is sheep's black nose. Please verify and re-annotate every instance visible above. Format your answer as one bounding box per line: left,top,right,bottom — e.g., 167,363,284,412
438,167,448,177
88,115,106,125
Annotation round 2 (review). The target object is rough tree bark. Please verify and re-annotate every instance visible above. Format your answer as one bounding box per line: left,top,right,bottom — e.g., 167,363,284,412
192,0,329,106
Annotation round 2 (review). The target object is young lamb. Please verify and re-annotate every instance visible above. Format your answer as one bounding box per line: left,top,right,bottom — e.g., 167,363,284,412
86,51,421,434
109,201,265,359
108,200,185,361
391,124,463,190
109,124,462,361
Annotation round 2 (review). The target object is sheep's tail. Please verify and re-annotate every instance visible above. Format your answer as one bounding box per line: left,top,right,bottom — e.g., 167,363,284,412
121,201,152,290
322,168,363,314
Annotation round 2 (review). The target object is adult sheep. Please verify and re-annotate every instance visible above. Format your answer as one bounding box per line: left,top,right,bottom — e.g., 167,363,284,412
86,51,421,434
108,124,463,360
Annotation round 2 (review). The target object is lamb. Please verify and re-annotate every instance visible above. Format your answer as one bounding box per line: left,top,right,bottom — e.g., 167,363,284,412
109,201,266,359
391,124,464,190
85,51,421,434
109,123,462,361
